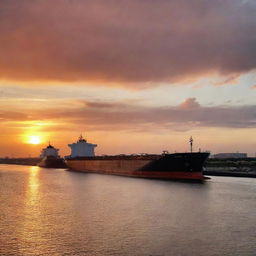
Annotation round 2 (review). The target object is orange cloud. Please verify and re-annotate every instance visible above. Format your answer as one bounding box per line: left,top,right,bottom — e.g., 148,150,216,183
178,98,200,109
0,0,255,87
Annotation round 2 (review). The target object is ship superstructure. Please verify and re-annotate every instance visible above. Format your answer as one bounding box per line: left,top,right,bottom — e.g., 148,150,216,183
40,144,60,158
68,135,97,157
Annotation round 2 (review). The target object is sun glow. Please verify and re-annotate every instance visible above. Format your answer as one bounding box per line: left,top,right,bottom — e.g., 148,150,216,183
28,136,42,145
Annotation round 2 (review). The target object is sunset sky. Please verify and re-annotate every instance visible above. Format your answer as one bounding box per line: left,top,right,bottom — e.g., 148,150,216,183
0,0,256,157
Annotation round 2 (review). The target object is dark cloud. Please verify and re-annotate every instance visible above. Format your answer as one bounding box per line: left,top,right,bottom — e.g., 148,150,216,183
0,0,255,86
66,98,256,130
3,98,255,131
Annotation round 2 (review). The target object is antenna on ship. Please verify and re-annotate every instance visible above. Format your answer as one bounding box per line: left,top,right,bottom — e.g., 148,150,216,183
189,136,193,153
78,133,87,142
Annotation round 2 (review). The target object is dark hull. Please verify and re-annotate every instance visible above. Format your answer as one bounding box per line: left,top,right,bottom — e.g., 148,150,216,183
66,152,209,181
38,156,67,168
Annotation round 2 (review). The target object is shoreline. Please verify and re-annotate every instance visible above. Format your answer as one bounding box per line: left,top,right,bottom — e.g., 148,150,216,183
0,158,40,166
203,170,256,178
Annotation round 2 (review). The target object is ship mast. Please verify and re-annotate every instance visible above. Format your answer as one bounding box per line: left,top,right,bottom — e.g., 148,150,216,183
189,136,193,153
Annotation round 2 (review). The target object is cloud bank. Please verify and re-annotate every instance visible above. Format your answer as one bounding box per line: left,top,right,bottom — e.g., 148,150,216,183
1,98,256,131
0,0,256,86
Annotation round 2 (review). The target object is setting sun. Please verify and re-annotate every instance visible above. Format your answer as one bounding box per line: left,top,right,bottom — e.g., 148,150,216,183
28,136,41,145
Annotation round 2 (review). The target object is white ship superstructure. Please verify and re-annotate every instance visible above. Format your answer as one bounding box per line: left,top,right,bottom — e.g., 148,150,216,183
68,135,97,157
40,144,60,158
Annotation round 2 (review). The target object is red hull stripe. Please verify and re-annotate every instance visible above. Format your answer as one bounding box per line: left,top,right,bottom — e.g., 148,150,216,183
133,171,204,180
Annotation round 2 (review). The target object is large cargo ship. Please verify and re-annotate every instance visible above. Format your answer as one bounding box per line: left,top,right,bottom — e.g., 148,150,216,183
65,136,209,181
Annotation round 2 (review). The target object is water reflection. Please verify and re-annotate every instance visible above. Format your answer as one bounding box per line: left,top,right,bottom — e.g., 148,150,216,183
20,166,41,249
27,166,40,202
1,166,255,256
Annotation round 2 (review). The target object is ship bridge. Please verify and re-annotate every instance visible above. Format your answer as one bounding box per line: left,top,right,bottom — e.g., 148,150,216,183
68,135,97,157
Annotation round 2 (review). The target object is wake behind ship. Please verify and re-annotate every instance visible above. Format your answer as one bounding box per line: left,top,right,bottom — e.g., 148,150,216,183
65,136,209,181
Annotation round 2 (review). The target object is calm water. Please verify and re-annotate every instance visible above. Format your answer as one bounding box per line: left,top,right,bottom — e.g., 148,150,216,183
0,165,255,256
